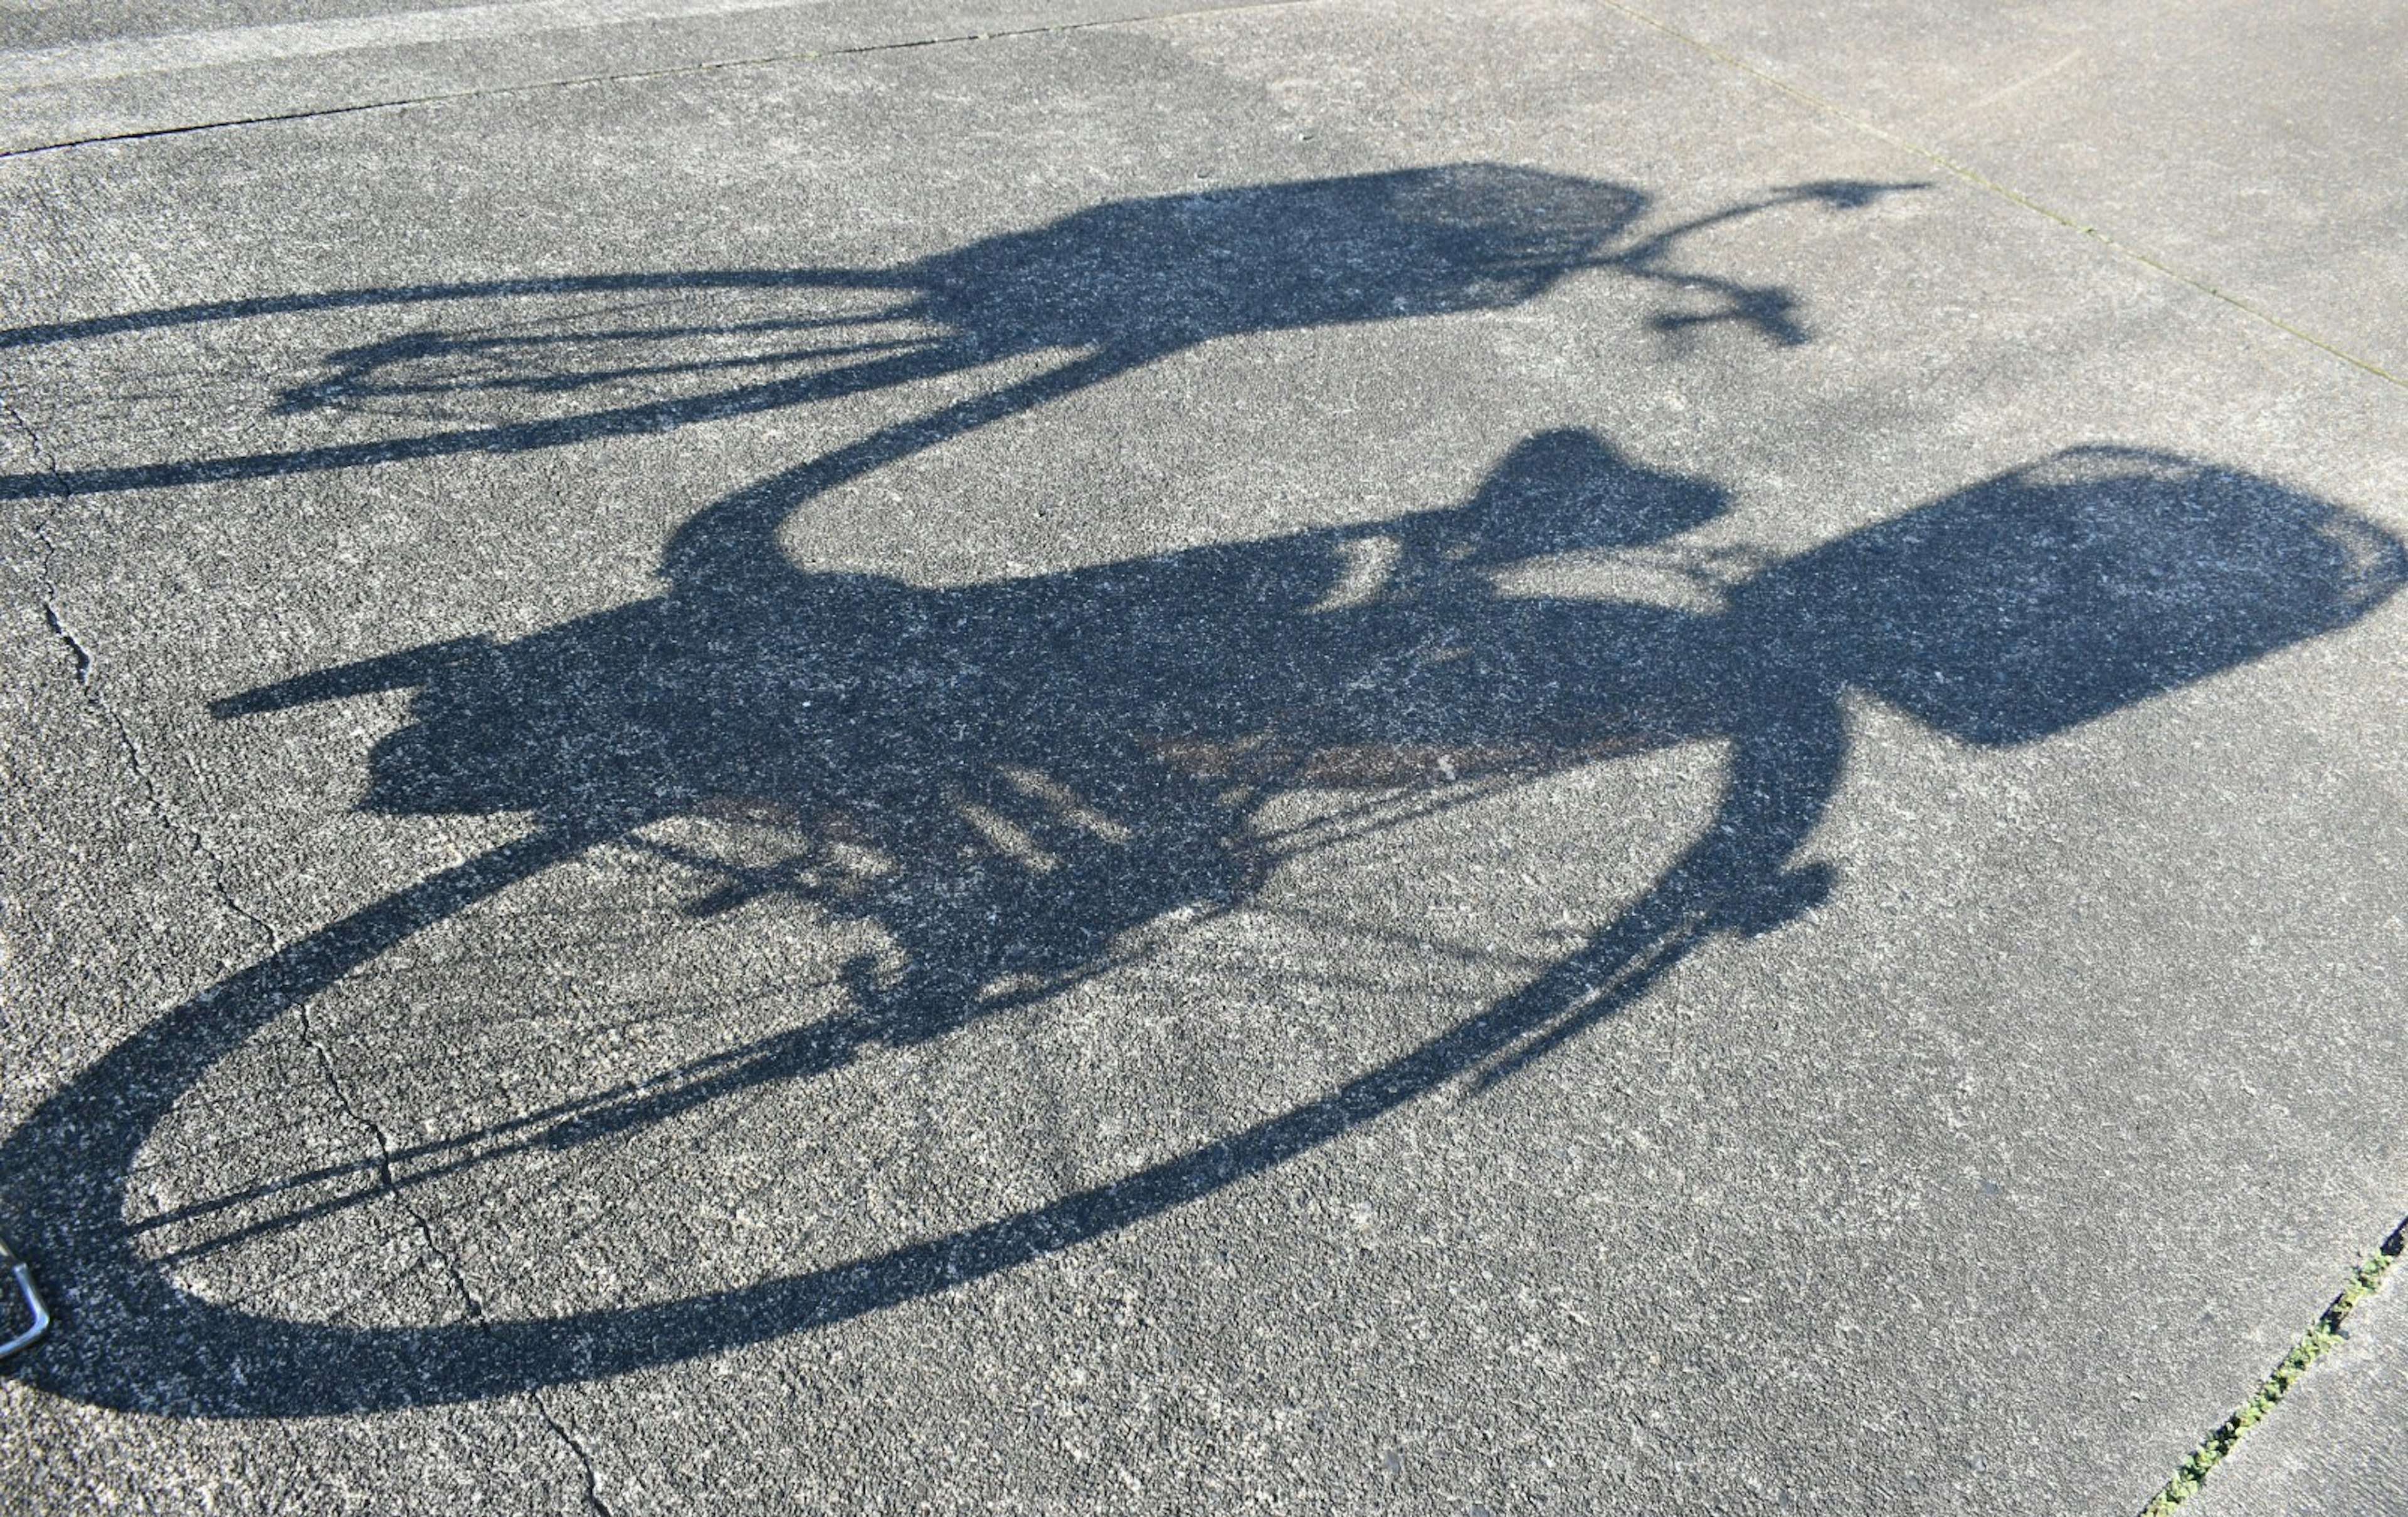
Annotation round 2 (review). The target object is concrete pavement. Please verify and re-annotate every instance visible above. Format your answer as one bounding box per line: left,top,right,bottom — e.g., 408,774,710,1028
4,2,2404,1512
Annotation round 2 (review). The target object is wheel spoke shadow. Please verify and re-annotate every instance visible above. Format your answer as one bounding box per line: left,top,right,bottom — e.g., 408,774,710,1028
5,167,2399,1417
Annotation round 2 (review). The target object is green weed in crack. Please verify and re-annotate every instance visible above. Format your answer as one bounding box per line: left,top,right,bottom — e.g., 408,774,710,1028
2140,1213,2408,1514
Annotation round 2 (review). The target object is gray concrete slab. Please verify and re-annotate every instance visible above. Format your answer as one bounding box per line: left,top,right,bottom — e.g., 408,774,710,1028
3,1,2406,1513
1620,0,2408,381
2188,1256,2408,1517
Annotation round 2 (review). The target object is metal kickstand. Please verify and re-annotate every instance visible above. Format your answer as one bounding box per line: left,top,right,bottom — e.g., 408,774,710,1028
0,1237,48,1360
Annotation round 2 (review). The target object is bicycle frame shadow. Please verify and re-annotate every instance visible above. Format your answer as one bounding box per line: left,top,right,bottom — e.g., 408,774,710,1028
4,169,2400,1419
0,164,1894,503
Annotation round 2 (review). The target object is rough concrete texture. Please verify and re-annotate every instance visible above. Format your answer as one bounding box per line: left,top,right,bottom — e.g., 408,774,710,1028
3,2,2405,1514
1622,0,2408,381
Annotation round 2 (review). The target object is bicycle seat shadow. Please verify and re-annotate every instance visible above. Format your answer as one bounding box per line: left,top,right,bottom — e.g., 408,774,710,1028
10,431,2379,1419
4,163,2397,1419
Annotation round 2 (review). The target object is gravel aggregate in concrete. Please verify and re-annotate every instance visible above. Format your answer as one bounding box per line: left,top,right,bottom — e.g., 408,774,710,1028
4,3,2405,1513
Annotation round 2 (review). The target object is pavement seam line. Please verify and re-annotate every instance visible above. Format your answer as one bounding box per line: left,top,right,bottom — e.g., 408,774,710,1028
2135,1213,2408,1514
1582,0,2408,394
0,0,1321,159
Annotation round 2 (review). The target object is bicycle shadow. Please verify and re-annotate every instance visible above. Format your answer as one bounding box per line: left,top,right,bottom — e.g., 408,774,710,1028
0,164,1889,502
4,169,2399,1419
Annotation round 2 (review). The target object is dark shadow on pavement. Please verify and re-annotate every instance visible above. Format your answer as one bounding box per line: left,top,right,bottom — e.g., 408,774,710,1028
0,167,1901,503
4,168,2395,1419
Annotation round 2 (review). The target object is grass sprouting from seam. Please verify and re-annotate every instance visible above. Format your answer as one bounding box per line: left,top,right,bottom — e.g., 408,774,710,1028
2138,1213,2408,1514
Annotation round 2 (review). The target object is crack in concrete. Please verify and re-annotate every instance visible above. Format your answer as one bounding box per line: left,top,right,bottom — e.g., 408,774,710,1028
529,1387,620,1517
287,992,616,1513
36,598,91,686
4,338,612,1517
1584,0,2407,394
0,0,1318,159
6,9,2395,1498
6,391,282,959
8,395,541,1488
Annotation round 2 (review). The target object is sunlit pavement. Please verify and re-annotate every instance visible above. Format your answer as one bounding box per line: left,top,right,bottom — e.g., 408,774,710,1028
4,3,2405,1512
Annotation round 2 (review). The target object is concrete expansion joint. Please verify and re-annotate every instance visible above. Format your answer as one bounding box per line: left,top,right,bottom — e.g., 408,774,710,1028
1583,0,2407,394
0,0,1323,161
2138,1212,2408,1514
